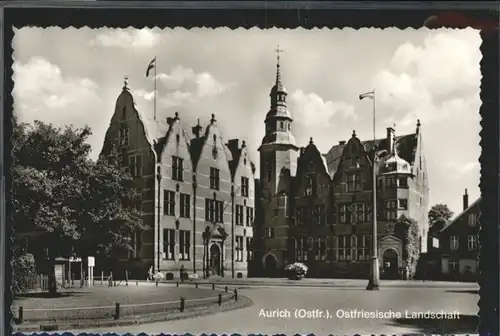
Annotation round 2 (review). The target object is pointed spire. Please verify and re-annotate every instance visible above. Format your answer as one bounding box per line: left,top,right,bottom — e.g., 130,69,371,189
352,130,356,137
309,137,314,145
210,114,216,123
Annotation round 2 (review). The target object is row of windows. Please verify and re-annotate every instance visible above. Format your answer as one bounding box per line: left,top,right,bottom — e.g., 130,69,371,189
123,153,251,198
235,205,255,226
163,229,253,261
450,235,478,251
292,235,372,262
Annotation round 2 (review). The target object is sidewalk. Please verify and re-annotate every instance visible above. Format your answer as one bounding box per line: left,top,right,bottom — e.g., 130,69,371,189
187,277,478,289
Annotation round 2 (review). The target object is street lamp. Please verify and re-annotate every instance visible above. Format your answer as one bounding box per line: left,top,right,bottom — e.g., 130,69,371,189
359,90,380,291
156,166,162,273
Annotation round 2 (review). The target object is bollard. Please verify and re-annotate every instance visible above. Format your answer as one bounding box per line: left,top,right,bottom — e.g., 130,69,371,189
101,271,104,285
180,297,185,312
108,277,112,287
218,293,222,306
156,280,158,287
176,281,179,287
114,302,120,320
212,283,215,290
18,306,23,323
225,286,228,293
195,283,198,288
125,270,128,286
234,289,238,301
136,281,138,286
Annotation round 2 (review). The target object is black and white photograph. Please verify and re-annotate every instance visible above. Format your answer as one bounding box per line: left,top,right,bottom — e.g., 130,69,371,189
11,27,481,335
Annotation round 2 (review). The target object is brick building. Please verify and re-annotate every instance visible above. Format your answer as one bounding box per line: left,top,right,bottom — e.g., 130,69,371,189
254,59,429,279
100,79,255,279
438,189,479,281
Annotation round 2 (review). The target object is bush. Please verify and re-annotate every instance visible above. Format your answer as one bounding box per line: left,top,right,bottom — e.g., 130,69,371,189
11,252,36,295
284,262,308,280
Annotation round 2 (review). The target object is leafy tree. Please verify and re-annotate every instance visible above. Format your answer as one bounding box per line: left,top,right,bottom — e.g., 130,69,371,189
394,215,421,274
12,119,143,295
428,204,454,236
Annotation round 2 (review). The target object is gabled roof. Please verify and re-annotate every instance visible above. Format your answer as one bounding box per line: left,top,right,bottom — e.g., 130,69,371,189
440,197,481,233
324,133,417,178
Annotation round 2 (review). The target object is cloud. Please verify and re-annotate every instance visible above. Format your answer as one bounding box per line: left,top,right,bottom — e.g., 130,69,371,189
374,29,481,124
89,28,159,48
13,57,100,118
134,66,232,108
290,90,357,127
445,161,479,176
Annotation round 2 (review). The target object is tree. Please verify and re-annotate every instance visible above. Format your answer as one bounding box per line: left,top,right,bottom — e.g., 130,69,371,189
394,215,420,273
428,204,454,236
12,119,143,295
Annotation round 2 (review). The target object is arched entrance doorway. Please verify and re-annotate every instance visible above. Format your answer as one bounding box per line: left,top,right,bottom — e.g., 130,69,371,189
264,254,277,277
210,244,221,276
382,248,399,279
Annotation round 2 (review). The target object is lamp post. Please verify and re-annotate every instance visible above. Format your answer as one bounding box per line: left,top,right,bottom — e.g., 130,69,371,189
156,166,162,273
359,90,380,291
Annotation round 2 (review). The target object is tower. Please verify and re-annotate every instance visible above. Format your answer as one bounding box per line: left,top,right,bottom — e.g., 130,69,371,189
258,46,299,275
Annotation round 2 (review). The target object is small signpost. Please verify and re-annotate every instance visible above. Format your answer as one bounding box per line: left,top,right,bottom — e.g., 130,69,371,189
87,256,95,287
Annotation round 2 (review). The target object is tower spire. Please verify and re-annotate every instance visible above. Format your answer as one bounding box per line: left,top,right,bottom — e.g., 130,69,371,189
275,45,284,84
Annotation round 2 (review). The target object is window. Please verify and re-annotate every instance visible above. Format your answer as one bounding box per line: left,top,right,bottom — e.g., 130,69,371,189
209,168,220,190
236,205,244,225
246,207,254,226
398,199,408,210
398,177,408,188
448,259,459,274
328,236,337,262
295,207,304,226
312,205,325,225
314,238,320,261
246,237,253,260
172,156,184,181
468,213,476,227
266,158,273,182
347,172,363,192
468,235,477,251
386,200,397,209
119,126,129,146
450,236,459,250
164,190,175,216
266,227,274,238
319,237,326,261
163,229,175,260
364,205,372,223
338,236,347,261
241,177,249,197
235,236,244,262
180,194,190,218
278,193,287,212
386,211,397,221
351,203,366,224
386,177,396,187
279,121,284,130
305,174,316,196
339,204,348,224
205,199,224,223
121,106,127,120
350,236,358,261
357,235,371,261
179,230,191,260
128,154,142,178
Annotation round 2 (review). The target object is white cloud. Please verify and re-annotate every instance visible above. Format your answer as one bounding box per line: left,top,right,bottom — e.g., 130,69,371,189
13,57,99,117
290,90,357,127
445,161,479,176
374,29,481,124
134,66,232,108
90,28,159,48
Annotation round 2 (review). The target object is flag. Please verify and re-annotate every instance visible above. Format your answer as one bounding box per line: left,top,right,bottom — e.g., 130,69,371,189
146,57,156,77
359,91,374,100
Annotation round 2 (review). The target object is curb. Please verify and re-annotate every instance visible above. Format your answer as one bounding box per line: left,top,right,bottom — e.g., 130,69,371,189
13,295,253,332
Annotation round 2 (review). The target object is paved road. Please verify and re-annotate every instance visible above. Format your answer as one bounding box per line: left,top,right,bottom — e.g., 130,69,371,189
65,283,479,335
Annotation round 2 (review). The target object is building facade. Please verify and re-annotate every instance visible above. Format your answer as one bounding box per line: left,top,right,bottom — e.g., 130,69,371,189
254,59,430,279
100,80,255,279
439,189,479,281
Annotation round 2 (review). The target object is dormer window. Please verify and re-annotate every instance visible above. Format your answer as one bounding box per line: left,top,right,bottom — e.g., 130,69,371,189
119,126,129,146
305,174,316,196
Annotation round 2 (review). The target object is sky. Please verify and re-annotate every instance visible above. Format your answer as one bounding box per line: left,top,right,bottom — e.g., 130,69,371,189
13,27,481,217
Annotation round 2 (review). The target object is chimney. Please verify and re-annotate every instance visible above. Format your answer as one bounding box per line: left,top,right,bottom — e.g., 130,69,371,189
339,140,346,145
192,118,202,138
463,189,469,211
386,127,395,154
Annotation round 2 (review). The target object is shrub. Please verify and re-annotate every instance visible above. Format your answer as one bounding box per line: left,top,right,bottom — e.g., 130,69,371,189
284,262,308,279
11,252,36,296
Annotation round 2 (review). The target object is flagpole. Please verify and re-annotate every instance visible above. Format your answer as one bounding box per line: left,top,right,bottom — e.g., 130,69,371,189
154,56,157,120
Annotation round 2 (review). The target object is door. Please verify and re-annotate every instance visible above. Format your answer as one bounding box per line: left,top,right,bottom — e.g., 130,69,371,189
264,254,277,277
382,248,399,279
210,243,221,276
